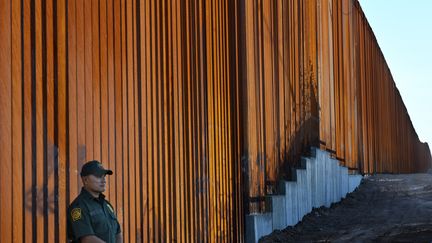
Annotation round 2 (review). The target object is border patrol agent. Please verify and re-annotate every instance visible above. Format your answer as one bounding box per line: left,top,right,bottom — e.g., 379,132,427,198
67,160,123,243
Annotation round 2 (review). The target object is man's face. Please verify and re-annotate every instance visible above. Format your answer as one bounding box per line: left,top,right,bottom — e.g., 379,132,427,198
83,174,107,194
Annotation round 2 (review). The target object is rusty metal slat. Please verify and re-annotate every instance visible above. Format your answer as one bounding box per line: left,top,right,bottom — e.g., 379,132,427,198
135,0,142,239
84,0,94,159
318,0,332,152
353,5,361,170
127,0,137,241
194,3,201,237
183,1,193,241
152,0,161,240
56,0,68,241
230,0,244,239
21,0,34,240
192,1,200,240
143,0,153,241
366,28,373,173
120,0,133,242
45,0,56,240
76,0,86,191
91,0,101,161
99,0,109,186
336,0,345,162
294,0,301,164
137,0,149,240
256,1,263,175
222,0,229,237
168,1,176,241
223,2,230,234
106,0,115,211
171,1,182,240
224,0,234,234
35,0,45,240
120,0,130,240
213,0,221,238
112,0,123,230
200,3,209,235
0,0,12,241
263,0,276,185
211,1,219,238
276,0,285,171
66,0,78,203
342,0,353,168
11,0,24,241
328,0,336,154
160,0,167,240
205,0,214,240
216,0,224,237
244,0,258,212
190,1,197,240
359,13,369,173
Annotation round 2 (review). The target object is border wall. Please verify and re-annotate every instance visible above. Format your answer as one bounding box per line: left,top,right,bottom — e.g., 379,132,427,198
0,0,430,242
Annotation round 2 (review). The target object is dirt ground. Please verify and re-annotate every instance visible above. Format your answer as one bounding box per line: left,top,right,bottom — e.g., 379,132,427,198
260,173,432,243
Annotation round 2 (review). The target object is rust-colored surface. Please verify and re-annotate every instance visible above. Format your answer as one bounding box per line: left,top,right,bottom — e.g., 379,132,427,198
0,0,431,242
240,0,431,214
0,0,242,242
240,0,321,212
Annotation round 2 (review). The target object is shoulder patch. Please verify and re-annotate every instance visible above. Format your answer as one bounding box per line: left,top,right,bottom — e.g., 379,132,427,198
71,208,82,221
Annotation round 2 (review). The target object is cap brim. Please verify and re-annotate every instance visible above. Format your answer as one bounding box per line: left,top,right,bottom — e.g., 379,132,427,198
94,169,113,177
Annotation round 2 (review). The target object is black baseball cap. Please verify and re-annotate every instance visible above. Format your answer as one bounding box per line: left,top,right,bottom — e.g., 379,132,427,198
80,160,113,177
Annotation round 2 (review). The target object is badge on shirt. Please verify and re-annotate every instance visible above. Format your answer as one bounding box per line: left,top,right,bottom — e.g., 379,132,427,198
107,204,115,214
71,208,82,221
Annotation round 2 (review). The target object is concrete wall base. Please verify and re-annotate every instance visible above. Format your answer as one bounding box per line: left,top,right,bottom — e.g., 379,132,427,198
245,213,273,243
246,147,363,242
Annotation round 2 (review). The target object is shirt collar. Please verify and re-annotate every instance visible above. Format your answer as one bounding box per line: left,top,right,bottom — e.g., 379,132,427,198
80,187,106,201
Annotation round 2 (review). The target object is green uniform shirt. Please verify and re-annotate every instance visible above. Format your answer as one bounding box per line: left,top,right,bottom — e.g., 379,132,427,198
67,188,121,243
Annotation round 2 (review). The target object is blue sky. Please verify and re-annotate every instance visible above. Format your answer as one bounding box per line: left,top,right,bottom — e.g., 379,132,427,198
358,0,432,148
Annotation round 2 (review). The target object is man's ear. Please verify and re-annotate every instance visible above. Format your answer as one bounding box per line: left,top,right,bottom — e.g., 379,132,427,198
82,176,88,185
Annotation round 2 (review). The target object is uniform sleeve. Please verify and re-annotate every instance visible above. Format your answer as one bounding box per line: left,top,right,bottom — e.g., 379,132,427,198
67,204,95,240
107,201,122,235
116,218,121,235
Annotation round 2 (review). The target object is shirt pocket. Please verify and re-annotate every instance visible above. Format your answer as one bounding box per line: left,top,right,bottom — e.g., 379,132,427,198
89,209,105,226
89,208,104,217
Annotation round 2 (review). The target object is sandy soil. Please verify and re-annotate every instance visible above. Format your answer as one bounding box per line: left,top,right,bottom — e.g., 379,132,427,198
260,173,432,243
